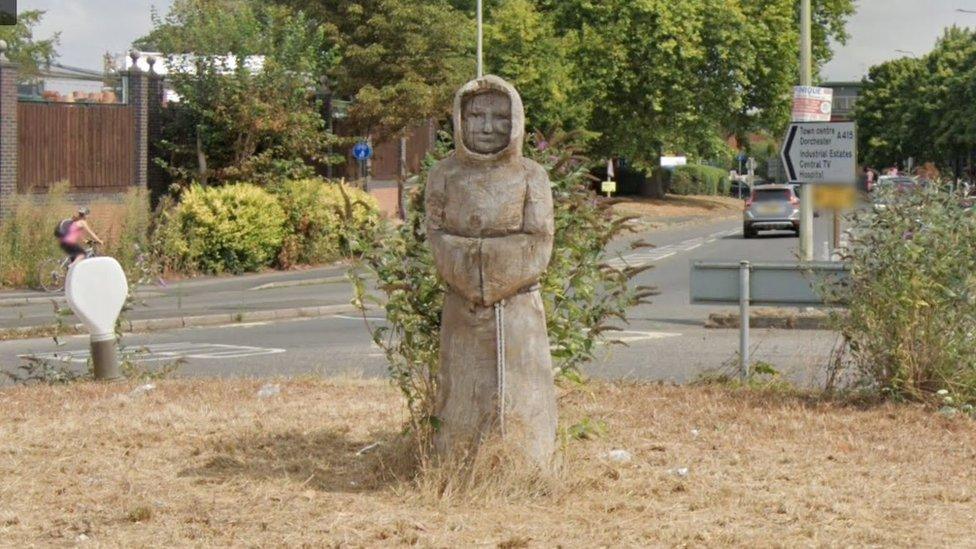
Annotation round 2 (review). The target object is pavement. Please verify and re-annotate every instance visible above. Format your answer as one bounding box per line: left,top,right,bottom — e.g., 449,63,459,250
0,213,846,386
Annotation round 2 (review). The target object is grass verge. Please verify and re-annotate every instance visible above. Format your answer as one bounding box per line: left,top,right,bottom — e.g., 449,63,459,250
1,379,974,546
612,194,743,226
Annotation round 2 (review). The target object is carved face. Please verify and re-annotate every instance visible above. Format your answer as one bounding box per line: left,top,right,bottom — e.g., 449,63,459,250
462,91,512,155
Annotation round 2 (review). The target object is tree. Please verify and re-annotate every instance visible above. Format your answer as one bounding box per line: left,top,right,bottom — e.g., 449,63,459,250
280,0,473,139
483,0,585,132
525,0,856,190
855,56,925,169
856,27,976,176
0,10,59,81
136,0,339,186
926,27,976,177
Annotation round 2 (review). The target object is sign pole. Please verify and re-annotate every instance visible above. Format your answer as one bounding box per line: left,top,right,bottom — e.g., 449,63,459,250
832,208,841,252
739,261,751,381
798,0,814,261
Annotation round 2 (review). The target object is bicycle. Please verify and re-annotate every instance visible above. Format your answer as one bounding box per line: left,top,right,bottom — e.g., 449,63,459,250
36,245,97,293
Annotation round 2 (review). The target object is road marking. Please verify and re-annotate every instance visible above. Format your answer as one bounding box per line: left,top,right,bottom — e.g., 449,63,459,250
607,229,738,269
333,314,386,322
20,342,286,364
607,330,681,344
212,321,270,329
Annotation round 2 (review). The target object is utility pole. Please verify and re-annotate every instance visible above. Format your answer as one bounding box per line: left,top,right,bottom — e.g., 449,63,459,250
799,0,814,261
477,0,484,78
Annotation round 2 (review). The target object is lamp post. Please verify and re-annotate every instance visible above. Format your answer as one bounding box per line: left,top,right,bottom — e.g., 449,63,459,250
798,0,814,261
477,0,484,78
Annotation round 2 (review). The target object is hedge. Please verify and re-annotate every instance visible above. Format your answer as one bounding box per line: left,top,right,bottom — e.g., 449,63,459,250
668,165,731,196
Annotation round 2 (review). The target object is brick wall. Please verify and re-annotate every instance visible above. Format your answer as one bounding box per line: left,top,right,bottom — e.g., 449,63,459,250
0,56,17,219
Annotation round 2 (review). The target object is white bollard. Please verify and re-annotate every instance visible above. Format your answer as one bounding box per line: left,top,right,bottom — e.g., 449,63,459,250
65,257,129,381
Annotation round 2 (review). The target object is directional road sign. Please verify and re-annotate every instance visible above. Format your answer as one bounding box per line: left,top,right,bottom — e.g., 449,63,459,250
352,141,373,161
781,122,856,185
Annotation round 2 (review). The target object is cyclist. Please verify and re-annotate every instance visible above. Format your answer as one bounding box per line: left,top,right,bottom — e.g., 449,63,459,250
56,207,104,265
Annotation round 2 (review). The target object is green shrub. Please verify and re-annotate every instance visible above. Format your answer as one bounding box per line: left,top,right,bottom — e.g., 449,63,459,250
272,179,381,267
349,131,655,437
825,186,976,404
668,165,730,196
156,183,286,274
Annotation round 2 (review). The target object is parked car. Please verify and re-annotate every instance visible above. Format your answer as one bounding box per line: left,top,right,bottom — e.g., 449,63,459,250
743,184,800,238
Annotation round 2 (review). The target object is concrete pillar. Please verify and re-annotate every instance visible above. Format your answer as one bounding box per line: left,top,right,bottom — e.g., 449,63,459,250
128,51,149,190
0,40,17,221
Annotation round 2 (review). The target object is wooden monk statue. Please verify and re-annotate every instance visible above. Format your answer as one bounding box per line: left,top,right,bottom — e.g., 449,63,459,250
426,75,557,466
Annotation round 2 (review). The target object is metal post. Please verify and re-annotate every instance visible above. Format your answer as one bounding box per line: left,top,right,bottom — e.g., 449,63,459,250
364,136,372,193
739,261,750,381
398,134,407,220
477,0,484,78
91,336,121,381
798,0,814,261
832,208,841,250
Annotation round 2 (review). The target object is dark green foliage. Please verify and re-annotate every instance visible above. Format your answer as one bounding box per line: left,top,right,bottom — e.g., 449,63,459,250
138,0,339,186
668,165,731,196
856,27,976,174
274,0,855,172
281,0,473,141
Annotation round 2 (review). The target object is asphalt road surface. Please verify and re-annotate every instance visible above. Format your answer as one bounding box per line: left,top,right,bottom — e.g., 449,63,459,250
1,214,845,386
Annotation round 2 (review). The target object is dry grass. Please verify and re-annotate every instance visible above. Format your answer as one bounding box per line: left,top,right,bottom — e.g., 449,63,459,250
2,378,975,546
613,194,743,224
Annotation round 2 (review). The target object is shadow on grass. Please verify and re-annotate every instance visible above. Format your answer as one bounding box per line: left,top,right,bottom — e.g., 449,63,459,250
179,428,419,494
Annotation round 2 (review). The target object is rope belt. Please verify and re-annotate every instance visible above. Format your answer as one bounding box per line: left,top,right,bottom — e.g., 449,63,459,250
494,300,506,437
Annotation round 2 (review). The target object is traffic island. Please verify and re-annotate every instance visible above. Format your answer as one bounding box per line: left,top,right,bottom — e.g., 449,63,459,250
1,378,973,546
0,303,362,342
706,307,843,330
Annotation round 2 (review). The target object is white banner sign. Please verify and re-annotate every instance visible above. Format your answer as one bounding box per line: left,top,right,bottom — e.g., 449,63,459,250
792,86,834,122
660,156,687,168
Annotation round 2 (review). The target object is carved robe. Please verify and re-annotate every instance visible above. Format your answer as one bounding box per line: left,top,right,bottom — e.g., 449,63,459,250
426,76,557,465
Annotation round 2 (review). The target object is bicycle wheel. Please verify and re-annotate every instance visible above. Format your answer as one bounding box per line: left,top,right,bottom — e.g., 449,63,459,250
36,258,67,292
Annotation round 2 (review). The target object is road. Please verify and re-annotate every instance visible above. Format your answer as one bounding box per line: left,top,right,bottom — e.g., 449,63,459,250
0,214,844,386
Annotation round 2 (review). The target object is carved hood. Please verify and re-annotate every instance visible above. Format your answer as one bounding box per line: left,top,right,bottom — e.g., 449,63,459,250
452,74,525,165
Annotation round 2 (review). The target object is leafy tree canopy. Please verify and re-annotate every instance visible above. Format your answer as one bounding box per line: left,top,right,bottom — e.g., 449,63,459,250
278,0,474,139
856,26,976,174
0,10,60,81
136,0,339,186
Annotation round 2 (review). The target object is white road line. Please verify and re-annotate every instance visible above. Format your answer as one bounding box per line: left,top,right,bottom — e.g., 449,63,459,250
606,330,681,344
20,342,286,364
333,314,386,322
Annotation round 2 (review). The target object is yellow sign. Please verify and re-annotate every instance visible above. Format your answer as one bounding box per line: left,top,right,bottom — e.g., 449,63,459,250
601,180,617,196
812,185,857,210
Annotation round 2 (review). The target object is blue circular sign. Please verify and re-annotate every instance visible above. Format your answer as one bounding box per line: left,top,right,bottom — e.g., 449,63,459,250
353,141,373,160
